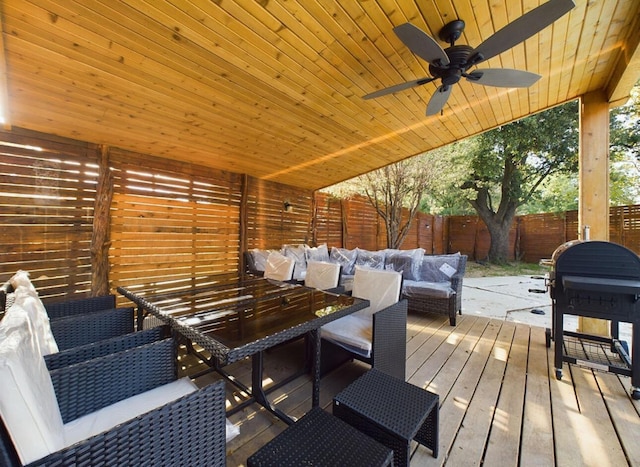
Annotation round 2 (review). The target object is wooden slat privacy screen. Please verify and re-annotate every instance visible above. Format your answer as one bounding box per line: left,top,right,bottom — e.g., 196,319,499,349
0,129,98,300
108,149,243,298
244,176,313,250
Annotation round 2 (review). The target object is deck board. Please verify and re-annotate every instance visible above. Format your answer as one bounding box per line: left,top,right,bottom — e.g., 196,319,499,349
520,326,555,466
443,321,516,466
184,313,640,466
483,323,529,466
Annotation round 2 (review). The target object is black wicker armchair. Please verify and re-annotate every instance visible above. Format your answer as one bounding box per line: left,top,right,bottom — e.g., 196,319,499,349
402,254,467,326
0,338,227,467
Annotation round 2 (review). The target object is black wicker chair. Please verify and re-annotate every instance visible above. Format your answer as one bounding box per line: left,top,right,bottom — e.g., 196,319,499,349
1,278,136,351
0,338,227,467
47,304,135,350
44,325,167,370
321,267,407,380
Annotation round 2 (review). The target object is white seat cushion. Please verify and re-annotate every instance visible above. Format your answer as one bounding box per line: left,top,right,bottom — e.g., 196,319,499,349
321,267,402,359
402,280,455,299
63,377,198,447
0,304,65,465
64,378,241,445
321,314,372,358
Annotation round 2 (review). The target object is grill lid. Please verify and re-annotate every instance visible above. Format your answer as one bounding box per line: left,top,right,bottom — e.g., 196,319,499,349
552,240,640,281
551,240,583,264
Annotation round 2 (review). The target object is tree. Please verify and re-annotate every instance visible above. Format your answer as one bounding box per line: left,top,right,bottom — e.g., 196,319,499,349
325,153,445,248
609,82,640,205
460,101,580,263
420,141,476,215
610,83,640,166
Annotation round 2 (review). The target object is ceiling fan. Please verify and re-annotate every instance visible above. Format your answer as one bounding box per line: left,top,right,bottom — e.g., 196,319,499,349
364,0,575,116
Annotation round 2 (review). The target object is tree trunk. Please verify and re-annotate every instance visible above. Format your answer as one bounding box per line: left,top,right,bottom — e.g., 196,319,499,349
90,145,113,296
471,187,518,263
485,220,513,263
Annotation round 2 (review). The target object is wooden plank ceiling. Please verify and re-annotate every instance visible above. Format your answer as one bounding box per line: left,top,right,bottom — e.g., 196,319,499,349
1,0,639,190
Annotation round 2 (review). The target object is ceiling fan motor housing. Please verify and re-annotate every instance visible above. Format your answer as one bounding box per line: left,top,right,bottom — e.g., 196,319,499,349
429,45,474,85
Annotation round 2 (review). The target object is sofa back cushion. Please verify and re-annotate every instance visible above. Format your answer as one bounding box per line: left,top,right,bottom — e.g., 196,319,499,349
384,248,425,281
355,249,385,270
283,244,307,280
329,247,357,275
418,253,461,282
249,248,281,273
0,304,65,465
304,243,330,262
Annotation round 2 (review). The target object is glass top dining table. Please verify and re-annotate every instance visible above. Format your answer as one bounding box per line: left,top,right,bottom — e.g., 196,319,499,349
117,276,368,423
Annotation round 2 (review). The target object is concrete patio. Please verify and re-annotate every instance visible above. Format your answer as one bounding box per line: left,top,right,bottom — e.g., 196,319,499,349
463,275,633,349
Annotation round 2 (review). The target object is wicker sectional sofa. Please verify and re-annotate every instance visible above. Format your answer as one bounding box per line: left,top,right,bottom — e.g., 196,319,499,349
245,245,467,325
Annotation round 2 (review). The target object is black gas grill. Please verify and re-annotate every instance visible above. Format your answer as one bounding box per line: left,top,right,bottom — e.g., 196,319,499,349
547,240,640,399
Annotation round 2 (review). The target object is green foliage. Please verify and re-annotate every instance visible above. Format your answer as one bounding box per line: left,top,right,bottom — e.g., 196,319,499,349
463,100,580,209
420,142,475,215
457,100,580,262
610,84,640,165
609,83,640,205
518,173,578,214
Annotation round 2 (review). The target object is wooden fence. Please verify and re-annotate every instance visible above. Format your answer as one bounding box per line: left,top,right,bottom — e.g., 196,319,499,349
313,192,640,262
1,126,638,303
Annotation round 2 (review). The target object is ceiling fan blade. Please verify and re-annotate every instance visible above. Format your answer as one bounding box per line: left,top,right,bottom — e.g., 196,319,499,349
466,69,541,88
472,0,574,63
363,77,435,99
426,85,452,116
393,23,450,66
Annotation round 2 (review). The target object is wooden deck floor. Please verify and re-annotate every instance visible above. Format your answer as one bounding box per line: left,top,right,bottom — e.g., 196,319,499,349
187,313,640,466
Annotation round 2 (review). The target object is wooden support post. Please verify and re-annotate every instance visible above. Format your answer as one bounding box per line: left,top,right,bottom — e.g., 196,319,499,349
0,11,11,129
578,90,610,336
90,145,113,297
239,174,249,277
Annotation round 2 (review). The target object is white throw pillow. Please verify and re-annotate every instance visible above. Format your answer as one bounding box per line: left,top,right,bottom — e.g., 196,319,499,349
0,304,65,464
8,270,37,293
12,285,59,355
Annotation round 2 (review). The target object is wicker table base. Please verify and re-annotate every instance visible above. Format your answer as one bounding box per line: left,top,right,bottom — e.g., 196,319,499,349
247,407,393,466
333,369,439,467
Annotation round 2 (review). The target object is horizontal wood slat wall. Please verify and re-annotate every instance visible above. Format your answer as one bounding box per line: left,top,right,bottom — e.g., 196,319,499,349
312,194,344,248
0,128,98,301
108,149,243,300
244,177,313,250
610,205,640,250
1,126,638,308
519,213,569,263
